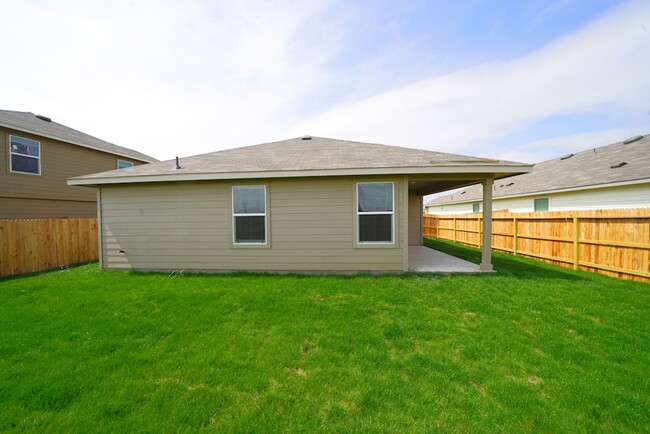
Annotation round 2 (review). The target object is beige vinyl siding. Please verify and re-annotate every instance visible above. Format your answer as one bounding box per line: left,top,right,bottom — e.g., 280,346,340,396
100,177,406,272
1,126,146,218
408,191,422,245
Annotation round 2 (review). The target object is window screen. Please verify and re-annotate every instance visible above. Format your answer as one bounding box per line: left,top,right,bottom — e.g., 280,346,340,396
233,186,266,244
357,182,394,243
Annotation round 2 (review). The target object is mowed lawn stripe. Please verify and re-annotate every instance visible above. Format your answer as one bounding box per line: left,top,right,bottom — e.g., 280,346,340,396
0,240,648,432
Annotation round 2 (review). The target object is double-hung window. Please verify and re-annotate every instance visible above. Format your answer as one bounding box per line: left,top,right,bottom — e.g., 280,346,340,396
9,135,41,175
357,182,394,244
232,186,267,244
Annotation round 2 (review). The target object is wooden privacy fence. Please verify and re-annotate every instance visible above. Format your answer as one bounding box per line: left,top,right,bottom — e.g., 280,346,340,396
423,209,650,283
0,218,98,277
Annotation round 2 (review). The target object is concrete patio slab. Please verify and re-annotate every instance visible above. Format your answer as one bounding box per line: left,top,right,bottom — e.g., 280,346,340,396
409,246,482,273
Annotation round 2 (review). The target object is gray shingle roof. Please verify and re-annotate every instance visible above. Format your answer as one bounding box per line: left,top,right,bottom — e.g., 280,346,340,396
426,134,650,206
0,110,157,162
70,136,529,182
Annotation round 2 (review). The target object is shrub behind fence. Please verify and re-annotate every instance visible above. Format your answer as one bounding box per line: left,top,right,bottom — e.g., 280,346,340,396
0,218,98,277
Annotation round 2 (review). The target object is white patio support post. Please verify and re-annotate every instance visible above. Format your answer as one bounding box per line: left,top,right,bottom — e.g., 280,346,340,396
480,176,494,271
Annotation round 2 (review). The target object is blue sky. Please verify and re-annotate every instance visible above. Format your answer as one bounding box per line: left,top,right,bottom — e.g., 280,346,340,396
1,0,648,163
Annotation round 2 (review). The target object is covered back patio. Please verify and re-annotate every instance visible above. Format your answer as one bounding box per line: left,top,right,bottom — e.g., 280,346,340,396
406,174,499,273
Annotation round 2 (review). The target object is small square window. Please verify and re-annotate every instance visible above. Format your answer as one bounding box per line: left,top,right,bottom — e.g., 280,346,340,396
534,198,549,212
9,135,41,175
472,203,481,213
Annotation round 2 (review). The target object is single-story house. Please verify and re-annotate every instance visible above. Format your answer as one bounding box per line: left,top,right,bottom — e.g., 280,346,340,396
1,110,157,219
425,134,650,214
69,136,531,273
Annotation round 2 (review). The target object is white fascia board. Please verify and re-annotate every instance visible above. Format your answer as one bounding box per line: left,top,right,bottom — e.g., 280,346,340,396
426,178,650,206
0,122,156,163
67,164,533,186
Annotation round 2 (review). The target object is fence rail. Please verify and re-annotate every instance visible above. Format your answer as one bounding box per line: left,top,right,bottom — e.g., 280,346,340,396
423,209,650,283
0,218,98,277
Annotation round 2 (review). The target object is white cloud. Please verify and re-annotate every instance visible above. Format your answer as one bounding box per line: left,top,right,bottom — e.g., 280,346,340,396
1,1,648,162
0,0,340,159
295,1,650,159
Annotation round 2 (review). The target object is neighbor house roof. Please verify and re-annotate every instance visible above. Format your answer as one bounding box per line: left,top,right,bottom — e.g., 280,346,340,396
69,136,531,185
425,134,650,207
0,110,157,163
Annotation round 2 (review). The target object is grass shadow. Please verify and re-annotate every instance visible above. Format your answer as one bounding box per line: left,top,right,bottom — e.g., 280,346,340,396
423,237,590,281
0,261,98,282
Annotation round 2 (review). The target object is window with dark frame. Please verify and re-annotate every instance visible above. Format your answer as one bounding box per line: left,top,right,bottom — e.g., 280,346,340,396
357,182,394,244
9,135,40,175
232,186,266,244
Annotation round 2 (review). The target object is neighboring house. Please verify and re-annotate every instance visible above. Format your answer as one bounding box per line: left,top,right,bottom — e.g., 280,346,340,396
1,110,157,219
69,136,530,273
425,134,650,214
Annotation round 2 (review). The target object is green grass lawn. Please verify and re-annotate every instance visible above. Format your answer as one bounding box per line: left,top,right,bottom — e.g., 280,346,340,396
1,239,648,432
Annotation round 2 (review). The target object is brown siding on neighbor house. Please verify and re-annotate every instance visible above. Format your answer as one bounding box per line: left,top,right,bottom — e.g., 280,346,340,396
0,197,96,219
99,177,407,272
0,126,146,218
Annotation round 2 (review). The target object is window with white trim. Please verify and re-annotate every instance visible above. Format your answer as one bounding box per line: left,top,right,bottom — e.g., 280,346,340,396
9,135,41,175
232,185,266,244
117,159,134,169
357,182,394,244
472,203,481,213
534,197,549,212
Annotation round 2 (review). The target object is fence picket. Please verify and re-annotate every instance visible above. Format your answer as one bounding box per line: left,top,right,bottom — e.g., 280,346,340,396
423,209,650,282
0,218,98,277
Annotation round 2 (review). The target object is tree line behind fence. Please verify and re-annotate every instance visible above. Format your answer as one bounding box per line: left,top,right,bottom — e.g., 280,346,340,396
423,208,650,283
0,218,98,277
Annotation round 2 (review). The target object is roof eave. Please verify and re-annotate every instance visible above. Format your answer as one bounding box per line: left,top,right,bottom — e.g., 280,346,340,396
68,164,533,186
0,121,157,163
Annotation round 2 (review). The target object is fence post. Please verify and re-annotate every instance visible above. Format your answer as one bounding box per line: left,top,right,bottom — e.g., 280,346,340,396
478,216,482,248
453,216,457,242
513,217,518,255
573,216,580,270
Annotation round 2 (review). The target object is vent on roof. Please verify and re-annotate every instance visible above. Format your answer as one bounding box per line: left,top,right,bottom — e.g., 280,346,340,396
560,153,574,160
610,161,627,169
623,135,643,144
35,114,51,122
460,191,466,195
173,156,182,170
301,135,312,140
506,182,514,186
